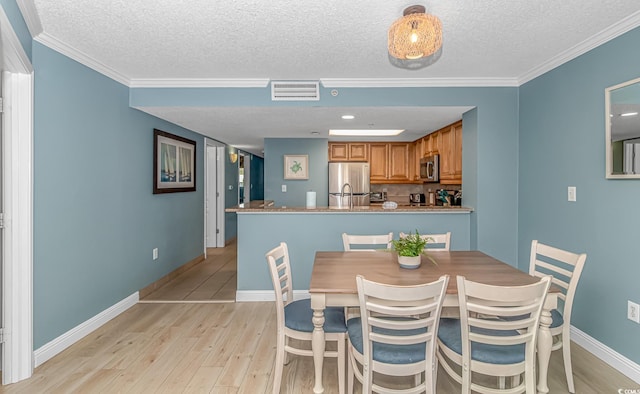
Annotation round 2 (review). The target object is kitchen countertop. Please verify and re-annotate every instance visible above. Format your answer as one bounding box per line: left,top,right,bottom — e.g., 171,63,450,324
226,202,472,213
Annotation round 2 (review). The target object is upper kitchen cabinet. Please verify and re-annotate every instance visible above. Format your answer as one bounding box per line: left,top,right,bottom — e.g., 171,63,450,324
329,142,368,161
439,120,463,184
369,142,412,183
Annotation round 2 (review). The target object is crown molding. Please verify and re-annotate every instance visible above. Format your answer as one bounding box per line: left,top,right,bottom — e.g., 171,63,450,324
518,10,640,85
320,77,520,88
129,78,270,88
34,32,130,86
16,0,42,37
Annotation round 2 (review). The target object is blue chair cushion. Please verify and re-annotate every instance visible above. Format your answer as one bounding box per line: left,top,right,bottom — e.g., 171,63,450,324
284,298,346,333
347,316,428,364
500,308,563,329
437,318,525,365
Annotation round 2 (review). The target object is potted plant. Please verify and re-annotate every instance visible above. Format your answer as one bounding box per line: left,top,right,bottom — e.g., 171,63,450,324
391,230,433,269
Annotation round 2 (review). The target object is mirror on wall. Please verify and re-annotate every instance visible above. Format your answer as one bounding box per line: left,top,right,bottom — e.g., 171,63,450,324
606,76,640,178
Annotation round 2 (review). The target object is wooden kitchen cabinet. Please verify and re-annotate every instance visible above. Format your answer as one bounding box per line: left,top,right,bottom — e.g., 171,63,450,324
369,142,411,183
329,142,368,161
439,120,462,184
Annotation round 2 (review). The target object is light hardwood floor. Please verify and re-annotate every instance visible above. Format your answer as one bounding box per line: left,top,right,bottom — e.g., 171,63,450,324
141,243,237,303
5,242,636,393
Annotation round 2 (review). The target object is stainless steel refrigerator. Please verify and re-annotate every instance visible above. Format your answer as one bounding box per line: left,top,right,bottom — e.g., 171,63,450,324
328,162,370,208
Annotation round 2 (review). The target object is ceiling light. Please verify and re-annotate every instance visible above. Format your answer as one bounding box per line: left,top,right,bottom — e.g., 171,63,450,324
388,5,443,70
329,129,404,137
621,112,638,117
341,115,355,120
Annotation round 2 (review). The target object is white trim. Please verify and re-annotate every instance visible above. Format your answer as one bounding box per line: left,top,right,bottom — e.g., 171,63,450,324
217,146,225,246
518,10,640,85
34,32,130,86
236,290,310,302
33,292,139,368
129,78,270,88
571,326,640,384
320,78,520,88
15,0,43,37
1,5,35,384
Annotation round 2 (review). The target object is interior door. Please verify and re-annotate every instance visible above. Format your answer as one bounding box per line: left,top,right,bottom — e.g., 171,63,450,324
206,145,218,247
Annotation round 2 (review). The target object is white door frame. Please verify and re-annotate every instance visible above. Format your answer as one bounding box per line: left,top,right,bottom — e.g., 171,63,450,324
1,8,34,384
204,139,225,251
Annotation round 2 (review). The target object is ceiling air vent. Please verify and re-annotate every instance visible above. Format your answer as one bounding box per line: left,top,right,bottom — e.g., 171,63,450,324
271,81,320,101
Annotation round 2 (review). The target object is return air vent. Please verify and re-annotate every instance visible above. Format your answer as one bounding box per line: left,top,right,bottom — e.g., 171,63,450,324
271,81,320,101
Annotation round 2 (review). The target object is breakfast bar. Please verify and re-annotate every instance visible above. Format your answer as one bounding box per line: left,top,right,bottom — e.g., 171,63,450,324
227,204,474,299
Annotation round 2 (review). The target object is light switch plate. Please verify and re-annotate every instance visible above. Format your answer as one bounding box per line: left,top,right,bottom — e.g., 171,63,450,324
282,185,287,192
568,186,576,202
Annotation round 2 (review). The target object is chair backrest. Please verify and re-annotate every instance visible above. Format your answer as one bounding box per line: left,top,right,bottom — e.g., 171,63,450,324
399,231,451,251
265,242,294,327
342,232,393,251
529,240,587,323
456,275,551,370
356,274,449,368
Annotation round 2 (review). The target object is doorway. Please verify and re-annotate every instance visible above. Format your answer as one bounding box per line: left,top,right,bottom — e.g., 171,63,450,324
205,140,225,249
238,152,250,204
0,8,35,384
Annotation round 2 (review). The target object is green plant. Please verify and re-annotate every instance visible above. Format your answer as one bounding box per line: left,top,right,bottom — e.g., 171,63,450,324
391,230,432,257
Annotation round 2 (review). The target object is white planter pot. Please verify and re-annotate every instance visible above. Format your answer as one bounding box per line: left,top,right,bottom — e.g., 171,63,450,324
398,255,421,269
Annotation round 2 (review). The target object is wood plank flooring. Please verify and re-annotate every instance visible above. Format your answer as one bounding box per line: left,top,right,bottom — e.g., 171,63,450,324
2,302,637,393
141,243,237,303
6,240,637,393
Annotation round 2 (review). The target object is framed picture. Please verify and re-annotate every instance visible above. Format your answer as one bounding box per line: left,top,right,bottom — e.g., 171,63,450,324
153,129,196,194
283,155,309,180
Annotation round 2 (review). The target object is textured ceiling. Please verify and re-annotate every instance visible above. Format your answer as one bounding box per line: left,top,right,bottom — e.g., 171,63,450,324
29,1,640,155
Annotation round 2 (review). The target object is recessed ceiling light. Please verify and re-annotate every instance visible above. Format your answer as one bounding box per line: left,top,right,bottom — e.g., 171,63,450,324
341,115,355,120
621,112,638,117
329,129,404,136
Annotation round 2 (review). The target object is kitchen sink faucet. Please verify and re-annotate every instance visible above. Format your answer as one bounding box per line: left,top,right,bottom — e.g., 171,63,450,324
341,183,353,210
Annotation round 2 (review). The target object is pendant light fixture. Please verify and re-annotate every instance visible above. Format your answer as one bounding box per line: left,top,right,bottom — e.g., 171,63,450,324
388,5,442,69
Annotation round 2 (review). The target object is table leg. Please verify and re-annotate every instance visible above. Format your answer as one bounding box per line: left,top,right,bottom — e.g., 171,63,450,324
536,307,553,394
311,294,326,394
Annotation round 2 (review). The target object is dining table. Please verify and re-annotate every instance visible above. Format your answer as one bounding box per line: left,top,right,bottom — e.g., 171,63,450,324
309,250,560,394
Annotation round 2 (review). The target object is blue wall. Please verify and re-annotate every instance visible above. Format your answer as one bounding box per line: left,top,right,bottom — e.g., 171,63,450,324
33,42,205,348
237,212,471,291
519,27,640,364
0,0,32,59
264,138,329,207
132,86,519,265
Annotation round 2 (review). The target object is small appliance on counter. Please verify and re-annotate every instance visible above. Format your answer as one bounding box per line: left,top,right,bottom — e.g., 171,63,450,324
435,189,462,206
370,191,387,203
409,193,426,206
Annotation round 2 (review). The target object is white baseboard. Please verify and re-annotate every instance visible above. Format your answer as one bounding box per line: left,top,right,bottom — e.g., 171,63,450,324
235,290,309,302
571,326,640,384
33,292,139,367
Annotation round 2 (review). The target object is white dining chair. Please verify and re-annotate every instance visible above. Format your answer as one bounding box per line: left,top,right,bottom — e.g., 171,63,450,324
342,232,393,251
399,231,451,251
347,274,449,394
528,240,587,393
265,242,347,394
437,275,552,394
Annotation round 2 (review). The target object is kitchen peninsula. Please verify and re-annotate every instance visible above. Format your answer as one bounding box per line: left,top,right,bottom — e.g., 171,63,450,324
227,203,473,301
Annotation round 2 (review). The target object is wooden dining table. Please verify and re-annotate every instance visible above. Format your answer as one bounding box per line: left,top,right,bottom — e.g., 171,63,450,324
309,250,560,394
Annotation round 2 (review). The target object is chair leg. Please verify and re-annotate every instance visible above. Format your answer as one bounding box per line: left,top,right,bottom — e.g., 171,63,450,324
272,333,286,394
561,330,575,393
337,336,346,394
347,346,354,394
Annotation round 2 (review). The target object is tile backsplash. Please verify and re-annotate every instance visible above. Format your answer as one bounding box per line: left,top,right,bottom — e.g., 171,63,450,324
371,184,461,205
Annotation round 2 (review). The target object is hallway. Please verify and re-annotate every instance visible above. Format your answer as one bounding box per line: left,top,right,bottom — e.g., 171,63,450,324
140,241,237,303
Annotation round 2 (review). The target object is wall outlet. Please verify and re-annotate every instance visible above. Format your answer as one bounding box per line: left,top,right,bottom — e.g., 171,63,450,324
628,300,640,323
152,248,158,260
567,186,576,202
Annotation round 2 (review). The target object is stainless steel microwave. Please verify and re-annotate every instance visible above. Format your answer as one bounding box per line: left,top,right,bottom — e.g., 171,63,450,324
420,154,439,182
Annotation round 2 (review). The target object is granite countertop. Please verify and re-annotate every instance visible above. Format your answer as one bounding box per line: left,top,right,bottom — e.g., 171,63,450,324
226,202,472,213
